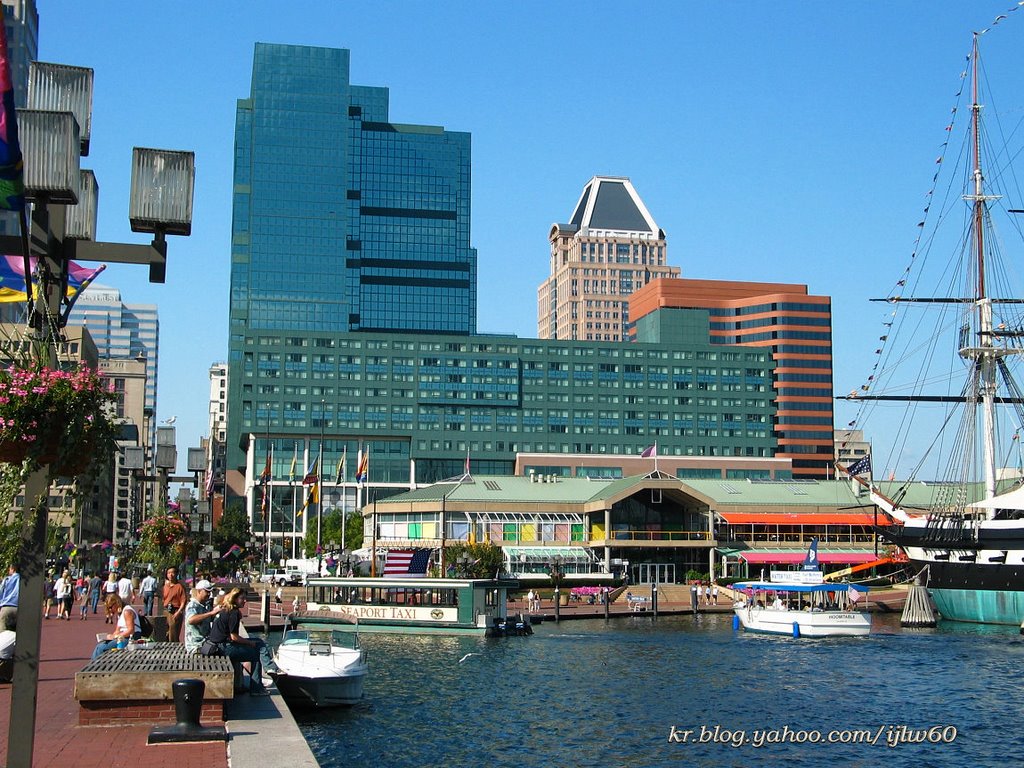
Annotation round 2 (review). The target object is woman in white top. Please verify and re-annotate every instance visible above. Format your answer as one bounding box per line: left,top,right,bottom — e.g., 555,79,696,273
91,594,140,659
54,571,73,621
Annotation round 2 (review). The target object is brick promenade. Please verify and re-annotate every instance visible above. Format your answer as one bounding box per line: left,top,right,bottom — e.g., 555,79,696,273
0,609,228,768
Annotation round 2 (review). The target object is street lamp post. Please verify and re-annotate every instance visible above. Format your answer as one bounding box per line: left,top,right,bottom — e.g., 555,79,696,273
5,61,194,768
550,555,564,623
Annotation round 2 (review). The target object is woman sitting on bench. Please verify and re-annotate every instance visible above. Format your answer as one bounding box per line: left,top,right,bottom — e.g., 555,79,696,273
91,594,141,659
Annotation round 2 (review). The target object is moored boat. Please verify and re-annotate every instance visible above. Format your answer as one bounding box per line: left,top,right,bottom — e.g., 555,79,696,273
294,577,529,636
271,628,368,707
732,539,872,637
732,581,872,638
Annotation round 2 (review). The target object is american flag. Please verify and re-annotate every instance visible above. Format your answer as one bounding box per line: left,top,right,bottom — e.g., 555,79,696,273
383,549,431,577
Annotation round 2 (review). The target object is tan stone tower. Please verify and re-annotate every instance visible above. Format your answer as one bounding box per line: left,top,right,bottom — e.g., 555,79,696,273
539,176,678,341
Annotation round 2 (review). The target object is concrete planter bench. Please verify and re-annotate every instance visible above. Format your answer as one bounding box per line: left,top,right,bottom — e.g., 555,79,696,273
74,642,235,726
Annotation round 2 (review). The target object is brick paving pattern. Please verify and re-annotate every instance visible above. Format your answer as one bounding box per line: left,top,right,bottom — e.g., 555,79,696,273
0,607,228,768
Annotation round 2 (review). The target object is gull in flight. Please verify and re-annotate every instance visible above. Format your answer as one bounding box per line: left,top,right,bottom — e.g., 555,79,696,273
162,416,177,425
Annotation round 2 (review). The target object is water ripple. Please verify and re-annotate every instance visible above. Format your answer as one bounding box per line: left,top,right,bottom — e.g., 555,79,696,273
295,615,1022,768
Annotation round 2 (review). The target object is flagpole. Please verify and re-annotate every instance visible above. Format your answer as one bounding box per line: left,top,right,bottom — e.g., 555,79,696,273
316,399,324,575
291,442,297,560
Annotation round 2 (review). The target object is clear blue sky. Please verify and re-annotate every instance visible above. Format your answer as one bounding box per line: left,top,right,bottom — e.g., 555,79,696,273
36,1,1024,479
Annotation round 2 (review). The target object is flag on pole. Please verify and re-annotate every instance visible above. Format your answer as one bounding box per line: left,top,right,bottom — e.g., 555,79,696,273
205,455,215,497
302,455,319,485
0,21,24,212
0,256,105,304
383,549,431,577
298,481,319,516
640,443,657,458
356,446,369,485
221,543,243,559
259,446,272,484
465,448,470,476
335,446,347,485
289,443,298,482
846,455,871,477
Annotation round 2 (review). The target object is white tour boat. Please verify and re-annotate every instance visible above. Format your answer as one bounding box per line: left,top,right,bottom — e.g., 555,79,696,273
271,628,369,707
732,540,872,638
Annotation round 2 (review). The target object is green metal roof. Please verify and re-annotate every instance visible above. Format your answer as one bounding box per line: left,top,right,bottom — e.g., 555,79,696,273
371,475,1011,512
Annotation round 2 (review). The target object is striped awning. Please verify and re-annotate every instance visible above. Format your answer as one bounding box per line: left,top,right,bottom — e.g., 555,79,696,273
736,551,880,565
717,512,883,525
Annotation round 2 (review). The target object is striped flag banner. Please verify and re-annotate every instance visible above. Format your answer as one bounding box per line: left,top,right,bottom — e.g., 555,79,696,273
382,549,431,577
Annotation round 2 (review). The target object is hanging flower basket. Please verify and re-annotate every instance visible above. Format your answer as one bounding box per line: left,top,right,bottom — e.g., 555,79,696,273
0,364,119,477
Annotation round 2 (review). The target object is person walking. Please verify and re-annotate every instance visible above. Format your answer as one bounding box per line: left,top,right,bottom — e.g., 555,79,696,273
275,585,283,605
88,572,102,614
116,571,135,606
54,571,73,620
0,564,19,629
77,574,90,620
712,583,719,605
102,572,118,622
139,570,157,617
162,566,187,642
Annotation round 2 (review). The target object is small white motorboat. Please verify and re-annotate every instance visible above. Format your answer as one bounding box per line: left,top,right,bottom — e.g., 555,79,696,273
732,581,872,638
731,538,872,638
271,628,368,707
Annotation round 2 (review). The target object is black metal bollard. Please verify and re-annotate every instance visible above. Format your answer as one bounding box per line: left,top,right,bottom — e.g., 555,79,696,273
174,678,205,728
148,677,227,744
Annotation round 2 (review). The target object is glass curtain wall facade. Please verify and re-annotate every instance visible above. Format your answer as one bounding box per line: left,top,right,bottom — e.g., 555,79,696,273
229,43,476,341
230,43,477,501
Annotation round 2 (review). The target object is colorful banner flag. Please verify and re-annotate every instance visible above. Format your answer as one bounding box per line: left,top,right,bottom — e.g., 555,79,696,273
221,543,243,559
302,455,319,485
335,446,346,485
640,443,657,458
259,446,272,484
0,256,106,304
356,446,368,485
465,449,470,476
289,443,298,482
0,21,24,212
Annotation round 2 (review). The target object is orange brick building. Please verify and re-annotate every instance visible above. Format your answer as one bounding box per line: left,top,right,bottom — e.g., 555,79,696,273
629,278,834,479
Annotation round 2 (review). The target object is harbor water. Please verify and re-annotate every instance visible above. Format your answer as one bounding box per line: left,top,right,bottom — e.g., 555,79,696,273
292,613,1024,767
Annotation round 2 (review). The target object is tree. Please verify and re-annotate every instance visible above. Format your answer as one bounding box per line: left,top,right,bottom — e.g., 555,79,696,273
213,504,251,555
442,542,502,579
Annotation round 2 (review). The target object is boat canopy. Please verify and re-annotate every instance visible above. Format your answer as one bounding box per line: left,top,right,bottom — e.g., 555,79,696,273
732,582,869,593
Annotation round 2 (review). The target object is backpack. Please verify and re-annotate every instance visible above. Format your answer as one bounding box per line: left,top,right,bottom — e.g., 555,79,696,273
136,612,154,638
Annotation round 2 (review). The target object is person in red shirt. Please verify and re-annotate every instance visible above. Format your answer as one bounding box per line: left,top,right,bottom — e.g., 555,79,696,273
162,567,187,642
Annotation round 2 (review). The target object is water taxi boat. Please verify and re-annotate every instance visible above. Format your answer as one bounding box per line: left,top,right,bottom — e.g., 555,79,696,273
271,628,368,707
294,577,527,636
731,580,872,638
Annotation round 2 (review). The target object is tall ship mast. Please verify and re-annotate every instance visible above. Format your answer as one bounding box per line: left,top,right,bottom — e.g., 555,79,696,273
842,30,1024,625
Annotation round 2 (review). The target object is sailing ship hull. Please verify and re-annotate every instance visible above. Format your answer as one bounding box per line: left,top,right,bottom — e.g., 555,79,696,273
878,523,1024,625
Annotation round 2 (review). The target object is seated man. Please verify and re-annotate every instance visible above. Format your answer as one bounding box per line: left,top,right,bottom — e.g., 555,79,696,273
0,610,15,682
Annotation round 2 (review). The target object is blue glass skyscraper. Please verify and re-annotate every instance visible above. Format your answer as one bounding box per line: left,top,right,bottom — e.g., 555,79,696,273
230,43,476,338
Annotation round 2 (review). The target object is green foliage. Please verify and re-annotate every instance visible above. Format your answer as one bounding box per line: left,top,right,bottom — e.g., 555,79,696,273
135,511,188,574
442,541,502,579
213,504,251,554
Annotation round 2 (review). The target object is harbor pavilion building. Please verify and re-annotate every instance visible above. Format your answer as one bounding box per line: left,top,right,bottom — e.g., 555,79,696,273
365,473,900,583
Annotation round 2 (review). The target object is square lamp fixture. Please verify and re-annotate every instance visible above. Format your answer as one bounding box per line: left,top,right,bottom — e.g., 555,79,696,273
26,61,93,156
129,148,195,236
64,169,98,240
17,109,80,204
